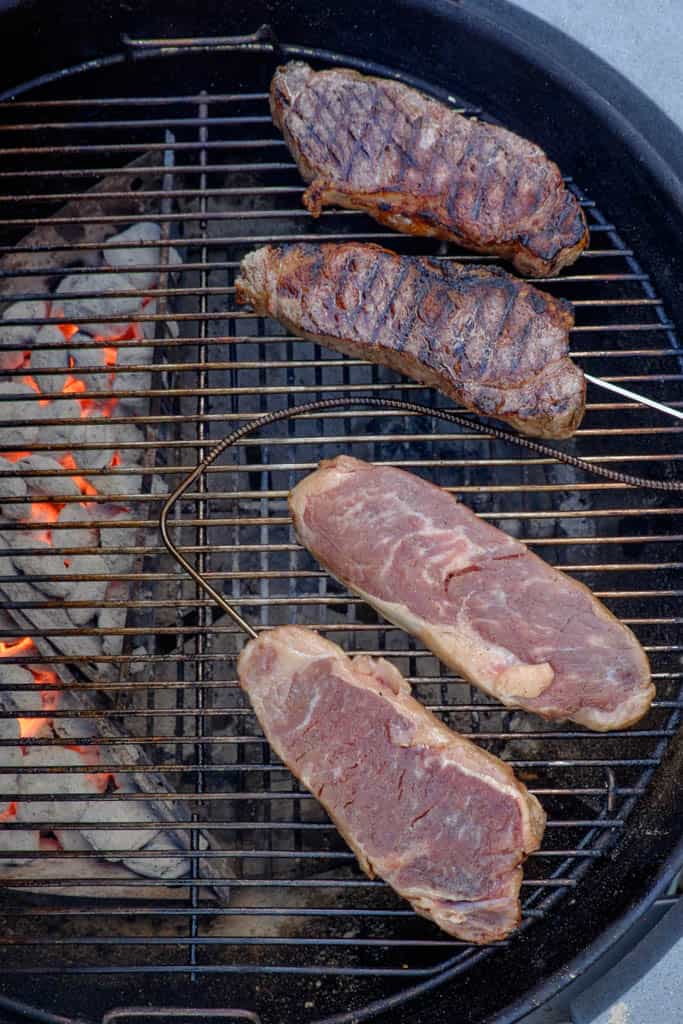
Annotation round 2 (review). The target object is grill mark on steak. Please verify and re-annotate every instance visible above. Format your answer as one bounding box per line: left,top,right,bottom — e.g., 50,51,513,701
235,241,585,439
238,624,546,943
368,260,413,345
394,264,432,353
270,62,589,276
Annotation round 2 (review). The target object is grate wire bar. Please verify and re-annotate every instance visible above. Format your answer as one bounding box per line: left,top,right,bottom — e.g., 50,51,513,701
0,39,680,1024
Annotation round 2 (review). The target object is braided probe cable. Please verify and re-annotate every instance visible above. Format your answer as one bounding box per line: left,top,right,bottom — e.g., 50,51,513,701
160,397,682,636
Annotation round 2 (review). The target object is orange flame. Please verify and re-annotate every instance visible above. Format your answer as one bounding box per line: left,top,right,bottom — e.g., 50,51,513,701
110,450,121,468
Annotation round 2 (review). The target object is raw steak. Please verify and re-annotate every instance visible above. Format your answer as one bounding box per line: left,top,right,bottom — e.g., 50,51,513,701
289,457,653,731
238,624,545,943
235,242,585,440
270,62,589,276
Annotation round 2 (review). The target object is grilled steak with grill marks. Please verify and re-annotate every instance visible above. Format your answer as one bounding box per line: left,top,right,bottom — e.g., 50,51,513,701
238,625,546,943
270,62,589,276
235,241,585,439
290,457,654,731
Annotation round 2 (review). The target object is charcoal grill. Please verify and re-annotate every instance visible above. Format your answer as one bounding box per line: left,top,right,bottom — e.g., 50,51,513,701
0,2,682,1023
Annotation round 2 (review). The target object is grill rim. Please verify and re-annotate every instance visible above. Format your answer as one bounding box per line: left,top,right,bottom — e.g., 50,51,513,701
0,2,682,1022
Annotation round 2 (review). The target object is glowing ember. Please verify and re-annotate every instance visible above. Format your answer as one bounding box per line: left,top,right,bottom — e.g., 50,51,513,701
0,638,60,740
0,451,31,463
110,450,122,468
31,501,61,524
27,500,62,546
21,374,51,407
0,802,17,823
58,323,79,341
65,742,117,794
62,373,97,417
0,636,34,657
59,453,98,498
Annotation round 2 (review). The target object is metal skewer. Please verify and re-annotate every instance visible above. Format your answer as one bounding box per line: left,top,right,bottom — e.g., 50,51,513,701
584,373,683,422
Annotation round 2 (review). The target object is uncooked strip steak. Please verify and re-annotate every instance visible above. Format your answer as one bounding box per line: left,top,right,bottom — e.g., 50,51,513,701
235,242,585,440
238,625,545,943
270,62,589,276
289,457,653,731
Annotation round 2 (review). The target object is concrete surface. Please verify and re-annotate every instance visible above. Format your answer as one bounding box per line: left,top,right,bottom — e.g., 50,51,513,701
507,6,681,1020
512,0,683,131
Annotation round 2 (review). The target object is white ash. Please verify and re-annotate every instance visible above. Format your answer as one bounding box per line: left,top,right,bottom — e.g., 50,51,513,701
128,645,149,673
0,656,229,893
104,222,182,290
0,300,48,371
75,420,143,470
56,503,96,550
13,544,75,598
62,341,111,395
0,474,28,520
55,271,145,337
28,326,71,397
12,453,82,498
0,223,178,701
0,553,106,670
0,381,50,445
31,399,88,450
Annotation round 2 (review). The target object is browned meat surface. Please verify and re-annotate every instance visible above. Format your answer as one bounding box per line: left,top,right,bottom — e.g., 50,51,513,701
235,241,585,439
270,62,589,276
290,457,654,731
238,625,546,943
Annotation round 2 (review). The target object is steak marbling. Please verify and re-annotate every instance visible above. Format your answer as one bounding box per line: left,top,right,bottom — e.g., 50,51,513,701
270,62,589,276
235,242,585,439
238,625,546,943
289,457,654,731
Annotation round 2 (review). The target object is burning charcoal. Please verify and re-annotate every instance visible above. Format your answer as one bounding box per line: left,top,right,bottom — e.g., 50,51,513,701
20,453,82,500
13,544,75,598
99,586,128,656
75,420,143,471
56,503,96,551
0,558,105,671
0,301,48,371
95,468,142,498
37,398,88,450
103,222,182,290
0,382,50,447
66,339,113,395
28,326,71,398
99,525,136,578
55,272,144,337
63,553,109,611
0,473,28,520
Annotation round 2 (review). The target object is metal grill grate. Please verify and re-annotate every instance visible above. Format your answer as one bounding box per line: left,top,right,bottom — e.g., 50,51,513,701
0,41,681,1022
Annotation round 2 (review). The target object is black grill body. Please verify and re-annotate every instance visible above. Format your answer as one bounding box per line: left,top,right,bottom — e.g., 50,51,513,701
0,3,681,1024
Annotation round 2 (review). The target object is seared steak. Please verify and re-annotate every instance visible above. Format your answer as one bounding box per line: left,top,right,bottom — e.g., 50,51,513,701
290,457,654,731
238,625,545,943
235,241,585,439
270,62,589,276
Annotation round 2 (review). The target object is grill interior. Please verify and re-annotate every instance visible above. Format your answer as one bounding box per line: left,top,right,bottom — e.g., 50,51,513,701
0,42,681,1024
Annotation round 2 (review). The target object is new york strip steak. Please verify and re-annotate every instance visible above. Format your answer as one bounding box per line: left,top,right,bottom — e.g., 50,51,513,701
270,62,589,276
235,242,585,439
289,457,653,731
238,625,546,943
